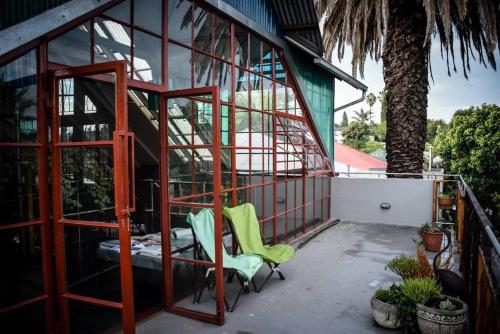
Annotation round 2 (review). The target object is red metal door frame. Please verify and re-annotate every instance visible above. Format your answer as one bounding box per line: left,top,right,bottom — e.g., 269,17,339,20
159,86,225,324
50,61,135,333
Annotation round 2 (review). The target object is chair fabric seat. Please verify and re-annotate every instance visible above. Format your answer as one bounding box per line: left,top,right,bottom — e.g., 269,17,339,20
186,208,262,281
223,203,295,264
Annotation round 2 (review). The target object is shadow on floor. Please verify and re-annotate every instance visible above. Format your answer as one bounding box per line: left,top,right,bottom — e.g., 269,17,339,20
136,221,419,334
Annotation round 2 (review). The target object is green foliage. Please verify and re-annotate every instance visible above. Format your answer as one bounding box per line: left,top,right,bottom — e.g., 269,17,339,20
374,284,401,304
435,104,500,217
342,119,370,149
341,111,349,127
426,119,447,144
61,148,114,212
386,254,422,280
398,278,441,332
418,222,442,236
378,89,387,123
366,92,377,122
439,298,456,311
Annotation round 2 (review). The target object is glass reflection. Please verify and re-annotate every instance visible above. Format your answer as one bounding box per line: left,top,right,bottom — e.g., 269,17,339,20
48,22,91,66
168,0,192,45
0,50,37,143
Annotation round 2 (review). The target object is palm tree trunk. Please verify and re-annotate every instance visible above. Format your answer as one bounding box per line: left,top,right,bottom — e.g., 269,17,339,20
383,2,429,177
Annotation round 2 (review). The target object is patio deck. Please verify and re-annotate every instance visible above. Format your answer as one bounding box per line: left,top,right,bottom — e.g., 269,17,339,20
136,221,418,334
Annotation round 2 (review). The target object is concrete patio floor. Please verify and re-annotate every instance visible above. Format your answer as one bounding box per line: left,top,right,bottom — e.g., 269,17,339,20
136,221,418,334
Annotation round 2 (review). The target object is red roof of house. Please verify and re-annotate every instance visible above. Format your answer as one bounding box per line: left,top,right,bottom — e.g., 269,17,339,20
334,142,387,170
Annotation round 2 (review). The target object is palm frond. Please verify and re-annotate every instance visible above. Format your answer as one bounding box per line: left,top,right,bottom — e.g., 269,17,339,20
314,0,500,78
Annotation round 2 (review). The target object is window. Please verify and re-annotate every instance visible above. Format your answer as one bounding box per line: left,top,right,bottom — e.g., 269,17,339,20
59,79,74,116
84,95,97,114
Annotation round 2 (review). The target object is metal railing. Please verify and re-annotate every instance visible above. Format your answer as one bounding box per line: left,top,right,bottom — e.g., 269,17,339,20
460,184,500,333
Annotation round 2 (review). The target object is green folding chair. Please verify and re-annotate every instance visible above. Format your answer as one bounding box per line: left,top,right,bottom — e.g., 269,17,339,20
186,208,263,311
223,203,295,292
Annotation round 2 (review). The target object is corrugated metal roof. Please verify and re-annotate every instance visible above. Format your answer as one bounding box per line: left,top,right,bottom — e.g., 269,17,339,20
270,0,323,55
0,0,71,30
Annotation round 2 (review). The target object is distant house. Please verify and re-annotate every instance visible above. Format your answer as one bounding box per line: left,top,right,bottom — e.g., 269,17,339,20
334,142,387,176
334,127,344,143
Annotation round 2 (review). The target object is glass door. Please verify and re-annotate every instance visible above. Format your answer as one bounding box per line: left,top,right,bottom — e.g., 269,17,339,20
159,87,225,324
51,62,135,334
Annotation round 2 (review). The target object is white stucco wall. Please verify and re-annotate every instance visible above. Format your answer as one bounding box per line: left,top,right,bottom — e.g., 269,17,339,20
331,177,434,227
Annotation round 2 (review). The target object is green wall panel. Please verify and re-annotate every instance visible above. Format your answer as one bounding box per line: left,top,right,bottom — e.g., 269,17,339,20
289,47,335,161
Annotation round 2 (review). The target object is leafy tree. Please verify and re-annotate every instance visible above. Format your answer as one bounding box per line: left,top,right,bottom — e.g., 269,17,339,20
365,92,377,123
435,104,500,218
426,119,447,144
342,119,370,149
352,108,369,124
341,111,349,127
378,89,387,123
372,121,387,142
315,0,500,176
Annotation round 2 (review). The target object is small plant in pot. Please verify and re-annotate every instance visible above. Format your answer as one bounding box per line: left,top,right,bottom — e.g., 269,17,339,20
386,254,434,280
438,190,455,208
419,223,444,252
371,284,402,329
398,278,442,333
416,295,468,334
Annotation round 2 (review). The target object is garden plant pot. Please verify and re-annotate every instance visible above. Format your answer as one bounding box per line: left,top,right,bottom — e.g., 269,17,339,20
370,296,401,329
438,196,455,208
417,296,468,334
423,231,443,252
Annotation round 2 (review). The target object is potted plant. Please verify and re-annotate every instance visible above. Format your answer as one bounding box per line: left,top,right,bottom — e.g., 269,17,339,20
386,254,432,279
398,278,442,333
419,223,444,252
371,284,402,329
438,190,455,208
416,295,468,334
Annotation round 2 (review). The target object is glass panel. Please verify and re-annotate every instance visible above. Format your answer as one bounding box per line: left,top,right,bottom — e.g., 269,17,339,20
69,299,122,334
65,225,121,301
234,108,248,147
0,226,44,308
168,43,192,90
234,26,248,68
93,18,132,74
274,50,286,83
48,21,91,66
193,4,211,54
275,82,286,113
263,78,273,112
214,16,231,61
61,147,115,222
213,60,231,103
133,0,162,34
0,50,37,143
234,68,248,107
262,43,273,79
0,299,46,334
0,148,39,225
193,52,213,88
249,35,261,72
133,31,162,84
103,0,130,23
220,105,230,146
59,76,115,142
168,0,192,45
250,73,262,110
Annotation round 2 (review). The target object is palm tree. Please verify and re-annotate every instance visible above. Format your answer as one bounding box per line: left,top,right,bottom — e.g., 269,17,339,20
315,0,499,176
352,108,369,124
378,89,388,123
365,92,377,123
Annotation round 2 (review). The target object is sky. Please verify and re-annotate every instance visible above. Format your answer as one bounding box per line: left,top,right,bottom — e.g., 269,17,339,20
332,39,500,124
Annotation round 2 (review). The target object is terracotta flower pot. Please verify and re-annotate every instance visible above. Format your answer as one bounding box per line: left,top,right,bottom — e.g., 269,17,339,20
423,231,443,252
438,196,455,208
417,296,468,334
371,296,401,329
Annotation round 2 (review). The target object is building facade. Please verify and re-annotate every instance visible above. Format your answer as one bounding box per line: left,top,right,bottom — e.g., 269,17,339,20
0,0,363,332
